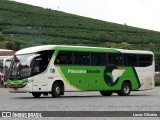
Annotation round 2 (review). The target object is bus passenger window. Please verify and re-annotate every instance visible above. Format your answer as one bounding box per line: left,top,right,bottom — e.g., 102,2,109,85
91,53,106,66
65,52,73,64
124,54,137,66
138,54,152,67
74,52,90,65
55,51,65,64
108,54,122,66
55,51,73,65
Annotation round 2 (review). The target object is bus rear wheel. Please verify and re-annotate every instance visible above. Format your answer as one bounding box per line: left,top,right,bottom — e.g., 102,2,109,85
117,82,131,96
51,82,62,98
32,92,41,98
100,91,113,96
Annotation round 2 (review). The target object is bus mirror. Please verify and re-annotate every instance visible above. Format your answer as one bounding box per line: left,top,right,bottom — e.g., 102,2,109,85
27,54,40,67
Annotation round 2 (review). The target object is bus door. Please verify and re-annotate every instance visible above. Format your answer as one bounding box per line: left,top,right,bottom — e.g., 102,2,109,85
31,56,48,92
30,50,54,92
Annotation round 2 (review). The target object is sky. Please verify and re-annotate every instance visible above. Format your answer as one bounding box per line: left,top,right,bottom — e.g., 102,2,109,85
12,0,160,32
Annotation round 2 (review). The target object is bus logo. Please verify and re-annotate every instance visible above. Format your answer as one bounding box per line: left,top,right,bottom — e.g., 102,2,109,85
104,66,126,86
50,68,55,73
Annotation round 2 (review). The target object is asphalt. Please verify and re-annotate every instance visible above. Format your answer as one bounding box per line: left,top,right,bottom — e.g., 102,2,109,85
0,87,160,119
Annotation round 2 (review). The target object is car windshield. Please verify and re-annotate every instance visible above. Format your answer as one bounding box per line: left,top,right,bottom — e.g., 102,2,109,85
9,54,34,79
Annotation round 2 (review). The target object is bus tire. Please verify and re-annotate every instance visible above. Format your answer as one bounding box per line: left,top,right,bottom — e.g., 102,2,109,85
100,91,113,96
51,82,62,98
32,92,41,98
117,82,131,96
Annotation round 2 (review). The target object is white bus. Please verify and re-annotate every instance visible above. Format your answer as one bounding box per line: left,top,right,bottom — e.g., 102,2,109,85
7,45,155,97
0,49,15,86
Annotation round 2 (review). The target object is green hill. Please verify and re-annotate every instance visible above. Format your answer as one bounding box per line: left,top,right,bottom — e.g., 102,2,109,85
0,0,160,55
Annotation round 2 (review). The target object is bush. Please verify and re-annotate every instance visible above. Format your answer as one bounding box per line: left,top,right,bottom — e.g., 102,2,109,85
96,31,107,42
0,26,3,31
4,41,13,50
0,35,4,41
4,41,21,50
155,76,160,86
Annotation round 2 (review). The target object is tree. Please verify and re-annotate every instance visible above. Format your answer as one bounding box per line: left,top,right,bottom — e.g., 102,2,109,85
4,41,21,50
5,41,13,50
13,41,21,51
0,35,4,41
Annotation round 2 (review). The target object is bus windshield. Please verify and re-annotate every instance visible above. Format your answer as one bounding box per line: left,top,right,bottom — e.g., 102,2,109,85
9,54,33,79
9,50,54,80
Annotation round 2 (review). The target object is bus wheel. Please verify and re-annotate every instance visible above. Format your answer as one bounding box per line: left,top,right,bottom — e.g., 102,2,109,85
100,91,113,96
117,82,131,96
32,93,41,98
51,82,62,98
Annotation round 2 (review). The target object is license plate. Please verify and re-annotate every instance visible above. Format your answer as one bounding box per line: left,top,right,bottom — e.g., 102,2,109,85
14,88,18,91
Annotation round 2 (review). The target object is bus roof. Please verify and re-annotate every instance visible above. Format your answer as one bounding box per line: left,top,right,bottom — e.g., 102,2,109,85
16,45,56,55
15,45,153,55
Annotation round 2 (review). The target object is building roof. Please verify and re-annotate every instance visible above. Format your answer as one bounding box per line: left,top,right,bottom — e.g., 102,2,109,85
0,51,15,56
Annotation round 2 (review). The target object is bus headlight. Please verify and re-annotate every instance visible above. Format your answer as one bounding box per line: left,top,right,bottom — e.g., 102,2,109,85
22,82,28,86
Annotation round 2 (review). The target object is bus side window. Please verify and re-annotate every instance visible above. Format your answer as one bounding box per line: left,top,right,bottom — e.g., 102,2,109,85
55,51,73,65
91,53,98,65
91,53,106,65
108,54,122,66
99,53,107,65
138,54,152,67
108,54,114,65
65,52,73,64
74,52,90,65
124,55,129,66
124,54,137,66
55,51,65,64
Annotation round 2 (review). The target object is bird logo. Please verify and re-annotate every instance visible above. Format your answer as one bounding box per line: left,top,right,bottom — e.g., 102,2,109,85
104,65,126,86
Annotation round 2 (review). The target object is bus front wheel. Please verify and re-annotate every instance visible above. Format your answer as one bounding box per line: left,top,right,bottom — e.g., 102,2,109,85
117,82,131,96
100,91,113,96
32,92,41,98
51,82,62,98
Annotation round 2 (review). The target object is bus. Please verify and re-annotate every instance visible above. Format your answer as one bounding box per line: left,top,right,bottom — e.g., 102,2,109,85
0,49,15,87
7,45,155,98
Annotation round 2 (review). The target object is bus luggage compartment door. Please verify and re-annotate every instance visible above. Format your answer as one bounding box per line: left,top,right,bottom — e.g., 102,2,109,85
32,74,48,92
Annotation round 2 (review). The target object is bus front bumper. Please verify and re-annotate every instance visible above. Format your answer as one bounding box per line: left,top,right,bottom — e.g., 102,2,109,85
8,82,30,93
7,79,30,93
8,85,30,93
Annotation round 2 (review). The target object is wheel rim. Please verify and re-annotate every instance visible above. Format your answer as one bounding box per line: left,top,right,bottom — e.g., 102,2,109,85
124,85,129,93
55,86,60,94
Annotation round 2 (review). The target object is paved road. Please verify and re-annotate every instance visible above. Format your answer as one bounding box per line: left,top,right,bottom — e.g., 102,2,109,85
0,87,160,119
0,87,160,111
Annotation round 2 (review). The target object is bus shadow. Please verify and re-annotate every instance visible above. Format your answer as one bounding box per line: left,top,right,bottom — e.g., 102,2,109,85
11,94,152,99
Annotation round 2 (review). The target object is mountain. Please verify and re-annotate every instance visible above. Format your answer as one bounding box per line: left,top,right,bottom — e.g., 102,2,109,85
0,0,160,55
